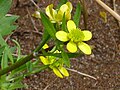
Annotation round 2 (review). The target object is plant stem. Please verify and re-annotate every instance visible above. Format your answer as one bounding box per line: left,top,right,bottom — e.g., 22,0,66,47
0,54,34,76
81,0,88,29
0,30,50,76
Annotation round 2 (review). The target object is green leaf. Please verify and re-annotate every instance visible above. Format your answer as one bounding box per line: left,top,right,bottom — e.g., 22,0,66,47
34,29,50,52
0,15,18,24
11,64,26,76
0,46,5,55
0,34,7,46
42,29,50,40
0,34,14,63
0,15,19,36
43,52,81,58
30,65,48,74
6,48,14,64
0,0,12,19
61,50,70,67
12,39,21,61
73,2,81,27
40,12,56,38
26,61,33,72
1,48,8,69
17,65,49,78
62,13,68,32
9,82,25,89
57,0,67,9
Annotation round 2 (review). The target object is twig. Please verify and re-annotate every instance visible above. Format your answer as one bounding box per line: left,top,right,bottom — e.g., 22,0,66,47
26,7,39,32
95,0,120,21
30,0,40,10
67,68,97,80
112,0,120,27
80,0,88,29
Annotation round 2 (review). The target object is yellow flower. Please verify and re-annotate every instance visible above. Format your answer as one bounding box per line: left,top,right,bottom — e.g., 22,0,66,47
45,2,72,23
53,66,69,78
39,56,69,78
56,20,92,55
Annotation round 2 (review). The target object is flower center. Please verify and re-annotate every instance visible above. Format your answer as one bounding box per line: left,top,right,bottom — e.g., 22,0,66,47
68,28,84,43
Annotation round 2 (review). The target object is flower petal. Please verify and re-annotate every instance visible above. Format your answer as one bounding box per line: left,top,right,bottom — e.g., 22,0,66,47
53,68,63,78
45,4,56,20
58,67,69,77
55,12,63,22
65,11,71,20
67,20,76,32
66,2,73,12
60,4,68,14
67,41,77,53
42,44,49,49
78,42,91,55
82,31,92,41
56,31,69,42
39,56,49,65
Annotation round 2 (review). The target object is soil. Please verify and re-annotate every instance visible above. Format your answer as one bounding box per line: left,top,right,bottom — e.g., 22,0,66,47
8,0,120,90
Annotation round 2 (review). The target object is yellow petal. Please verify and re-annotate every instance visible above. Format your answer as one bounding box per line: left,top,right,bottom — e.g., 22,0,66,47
56,31,69,42
45,4,56,20
58,67,69,77
53,68,63,78
59,4,68,14
78,42,91,55
55,12,63,22
67,20,76,32
39,56,49,65
67,41,77,53
66,2,73,12
56,4,68,21
82,31,92,41
42,44,49,49
65,11,71,20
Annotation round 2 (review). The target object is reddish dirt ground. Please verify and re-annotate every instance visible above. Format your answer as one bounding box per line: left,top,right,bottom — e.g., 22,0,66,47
9,0,120,90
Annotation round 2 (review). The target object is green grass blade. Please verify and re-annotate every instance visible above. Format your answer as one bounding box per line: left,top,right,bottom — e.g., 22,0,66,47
73,2,81,27
40,12,56,38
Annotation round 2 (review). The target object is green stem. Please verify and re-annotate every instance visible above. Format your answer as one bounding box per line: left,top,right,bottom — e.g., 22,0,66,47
0,54,34,76
81,0,88,29
0,32,50,76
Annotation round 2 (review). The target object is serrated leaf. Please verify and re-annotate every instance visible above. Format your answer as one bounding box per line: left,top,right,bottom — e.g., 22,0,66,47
0,0,12,19
0,16,19,36
0,15,18,24
40,12,56,38
73,2,81,27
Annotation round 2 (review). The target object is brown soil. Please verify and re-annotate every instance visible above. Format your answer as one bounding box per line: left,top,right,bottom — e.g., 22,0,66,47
9,0,120,90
